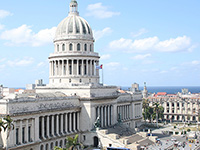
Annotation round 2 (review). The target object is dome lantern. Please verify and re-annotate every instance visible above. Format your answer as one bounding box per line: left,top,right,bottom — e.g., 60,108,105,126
69,0,79,16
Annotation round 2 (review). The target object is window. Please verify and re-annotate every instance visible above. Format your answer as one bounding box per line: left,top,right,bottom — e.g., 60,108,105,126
40,145,44,150
79,65,81,75
84,44,87,51
57,45,59,52
69,79,71,83
22,127,25,143
69,43,73,51
69,65,72,75
77,43,81,51
16,128,19,145
28,126,31,142
80,79,82,83
90,44,92,52
62,44,65,51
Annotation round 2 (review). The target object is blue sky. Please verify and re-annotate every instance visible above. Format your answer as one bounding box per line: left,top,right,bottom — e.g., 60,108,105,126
0,0,200,87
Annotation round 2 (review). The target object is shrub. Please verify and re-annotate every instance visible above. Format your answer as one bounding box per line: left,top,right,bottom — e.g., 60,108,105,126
187,129,191,132
174,126,176,128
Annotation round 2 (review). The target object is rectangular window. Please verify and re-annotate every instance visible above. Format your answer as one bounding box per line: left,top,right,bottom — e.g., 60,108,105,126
28,126,31,142
22,127,25,143
16,128,19,145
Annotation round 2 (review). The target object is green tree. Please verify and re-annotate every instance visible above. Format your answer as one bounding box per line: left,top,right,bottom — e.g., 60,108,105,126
158,106,164,120
54,134,83,150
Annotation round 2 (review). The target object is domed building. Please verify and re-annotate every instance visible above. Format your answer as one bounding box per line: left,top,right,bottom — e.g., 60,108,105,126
49,0,99,86
0,1,145,150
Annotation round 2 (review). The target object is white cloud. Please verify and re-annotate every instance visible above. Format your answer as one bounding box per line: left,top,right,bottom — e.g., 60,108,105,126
7,57,34,67
131,28,148,38
182,60,200,66
132,54,151,60
86,3,120,19
106,62,120,67
160,70,168,74
0,24,4,30
0,24,56,47
0,58,6,63
191,60,200,65
101,54,111,60
0,10,12,19
94,27,112,40
109,36,194,53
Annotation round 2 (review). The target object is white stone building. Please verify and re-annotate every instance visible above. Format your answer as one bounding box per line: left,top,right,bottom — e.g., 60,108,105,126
0,1,143,150
148,91,200,122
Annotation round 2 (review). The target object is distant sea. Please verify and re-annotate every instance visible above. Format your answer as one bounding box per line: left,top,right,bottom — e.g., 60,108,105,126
121,86,200,94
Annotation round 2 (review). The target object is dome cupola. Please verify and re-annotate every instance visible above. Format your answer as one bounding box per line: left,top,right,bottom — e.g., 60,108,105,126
54,0,93,41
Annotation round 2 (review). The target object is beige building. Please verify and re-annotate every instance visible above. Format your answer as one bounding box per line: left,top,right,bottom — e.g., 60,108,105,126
0,1,143,150
148,91,200,122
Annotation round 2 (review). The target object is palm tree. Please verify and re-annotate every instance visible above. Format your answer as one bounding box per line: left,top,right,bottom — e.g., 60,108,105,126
54,134,83,150
153,102,160,128
0,118,5,133
66,134,83,150
3,115,14,139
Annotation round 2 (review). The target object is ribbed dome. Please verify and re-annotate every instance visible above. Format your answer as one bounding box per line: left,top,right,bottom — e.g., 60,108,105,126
54,0,93,41
55,15,93,41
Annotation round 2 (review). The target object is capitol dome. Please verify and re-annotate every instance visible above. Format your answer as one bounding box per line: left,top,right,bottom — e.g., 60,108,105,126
54,0,93,41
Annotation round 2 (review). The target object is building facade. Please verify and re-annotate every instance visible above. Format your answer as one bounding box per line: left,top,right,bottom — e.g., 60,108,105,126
0,1,143,150
148,91,200,122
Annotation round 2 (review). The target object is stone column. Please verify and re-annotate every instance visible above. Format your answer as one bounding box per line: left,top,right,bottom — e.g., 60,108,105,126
51,115,54,137
61,114,63,135
47,116,49,138
77,112,80,131
34,117,39,141
185,102,188,114
73,112,76,132
71,60,74,75
69,113,72,132
108,105,110,126
41,117,45,139
101,107,103,127
31,119,34,141
19,120,22,144
25,119,29,142
65,114,68,134
56,115,59,135
169,102,172,114
105,106,107,127
13,121,16,145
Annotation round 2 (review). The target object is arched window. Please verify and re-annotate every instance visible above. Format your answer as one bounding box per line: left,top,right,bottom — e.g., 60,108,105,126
84,44,87,51
60,140,63,147
62,44,65,51
45,144,48,150
40,145,44,150
57,45,59,52
50,143,54,150
69,43,73,51
55,141,58,146
77,43,81,51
